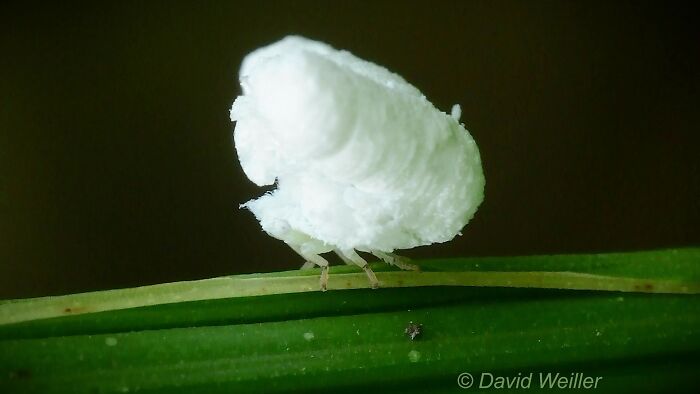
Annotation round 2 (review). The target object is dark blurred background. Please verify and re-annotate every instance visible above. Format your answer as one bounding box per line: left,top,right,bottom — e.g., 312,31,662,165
1,1,698,298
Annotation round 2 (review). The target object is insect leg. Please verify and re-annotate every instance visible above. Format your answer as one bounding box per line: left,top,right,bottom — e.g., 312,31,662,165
371,251,420,271
289,244,330,291
334,249,355,266
337,249,379,289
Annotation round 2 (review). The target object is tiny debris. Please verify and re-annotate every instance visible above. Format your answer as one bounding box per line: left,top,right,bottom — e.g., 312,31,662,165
404,321,423,340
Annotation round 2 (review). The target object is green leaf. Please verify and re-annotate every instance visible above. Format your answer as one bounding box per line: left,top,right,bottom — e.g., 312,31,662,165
1,248,699,393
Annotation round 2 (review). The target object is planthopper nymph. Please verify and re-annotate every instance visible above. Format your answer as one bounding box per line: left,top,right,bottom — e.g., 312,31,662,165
230,36,485,290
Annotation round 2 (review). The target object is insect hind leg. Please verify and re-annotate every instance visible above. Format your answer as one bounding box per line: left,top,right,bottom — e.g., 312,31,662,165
371,251,419,271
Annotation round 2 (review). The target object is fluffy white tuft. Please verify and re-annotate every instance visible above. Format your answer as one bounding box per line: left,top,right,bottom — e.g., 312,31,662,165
231,36,485,254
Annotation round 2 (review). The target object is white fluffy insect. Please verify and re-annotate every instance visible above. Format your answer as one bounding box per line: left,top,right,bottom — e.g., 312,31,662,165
231,36,485,290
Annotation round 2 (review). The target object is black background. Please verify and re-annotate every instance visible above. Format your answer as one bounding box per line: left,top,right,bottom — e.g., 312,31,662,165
1,1,698,298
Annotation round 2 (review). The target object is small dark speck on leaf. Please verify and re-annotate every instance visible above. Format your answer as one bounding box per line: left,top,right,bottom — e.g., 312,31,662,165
63,306,86,313
405,321,423,340
634,283,654,291
9,369,32,380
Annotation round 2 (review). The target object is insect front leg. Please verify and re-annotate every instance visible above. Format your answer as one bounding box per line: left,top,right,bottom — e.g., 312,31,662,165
289,244,330,291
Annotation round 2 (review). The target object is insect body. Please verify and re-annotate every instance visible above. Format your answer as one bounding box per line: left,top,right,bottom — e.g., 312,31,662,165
231,36,485,290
